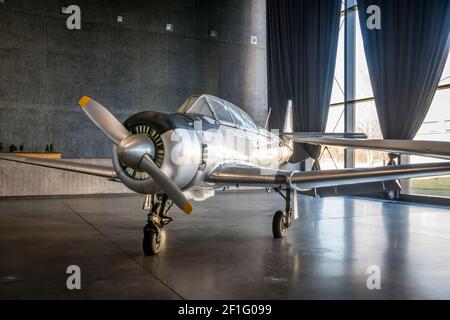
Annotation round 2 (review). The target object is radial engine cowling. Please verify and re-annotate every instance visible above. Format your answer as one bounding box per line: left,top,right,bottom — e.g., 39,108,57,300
112,111,202,195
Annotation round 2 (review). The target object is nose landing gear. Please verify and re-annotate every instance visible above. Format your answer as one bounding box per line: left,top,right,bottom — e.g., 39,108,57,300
142,194,173,255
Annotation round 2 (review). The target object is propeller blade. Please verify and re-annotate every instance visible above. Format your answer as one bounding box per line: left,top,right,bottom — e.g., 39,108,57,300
140,154,193,215
79,96,130,145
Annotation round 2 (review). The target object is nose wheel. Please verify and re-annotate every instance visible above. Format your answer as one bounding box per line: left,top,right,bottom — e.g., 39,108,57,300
142,194,174,256
143,223,161,255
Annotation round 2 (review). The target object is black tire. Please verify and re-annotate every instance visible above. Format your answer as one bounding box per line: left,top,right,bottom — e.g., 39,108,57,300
272,210,287,238
143,224,161,256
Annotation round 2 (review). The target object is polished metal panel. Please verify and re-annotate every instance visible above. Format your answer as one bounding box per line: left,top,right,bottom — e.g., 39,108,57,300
160,128,202,190
0,154,117,179
283,100,293,133
205,161,450,190
205,164,288,186
112,127,202,195
264,107,272,129
112,146,160,194
290,161,450,189
140,154,192,214
117,134,155,170
281,100,294,151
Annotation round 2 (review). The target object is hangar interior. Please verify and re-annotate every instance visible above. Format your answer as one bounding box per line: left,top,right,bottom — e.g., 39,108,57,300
1,0,450,299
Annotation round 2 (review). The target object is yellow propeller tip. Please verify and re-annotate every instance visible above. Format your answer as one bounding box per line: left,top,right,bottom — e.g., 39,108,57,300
183,202,193,215
79,96,91,108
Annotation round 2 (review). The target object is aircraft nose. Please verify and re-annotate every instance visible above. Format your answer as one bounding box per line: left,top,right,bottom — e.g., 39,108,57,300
117,134,155,170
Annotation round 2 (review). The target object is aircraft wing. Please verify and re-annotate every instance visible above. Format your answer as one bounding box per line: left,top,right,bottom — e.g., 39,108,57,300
0,154,117,180
283,132,367,139
281,134,450,160
206,162,450,190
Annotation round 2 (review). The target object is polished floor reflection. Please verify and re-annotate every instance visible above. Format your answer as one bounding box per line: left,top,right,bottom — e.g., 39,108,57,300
1,191,450,299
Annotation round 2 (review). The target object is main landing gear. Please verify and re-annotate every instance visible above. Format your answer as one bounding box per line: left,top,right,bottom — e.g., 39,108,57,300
272,187,297,239
142,194,173,255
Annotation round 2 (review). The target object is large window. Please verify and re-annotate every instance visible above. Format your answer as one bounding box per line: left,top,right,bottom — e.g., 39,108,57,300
322,106,345,169
354,101,386,168
409,80,450,198
324,1,450,200
353,12,386,168
322,12,345,170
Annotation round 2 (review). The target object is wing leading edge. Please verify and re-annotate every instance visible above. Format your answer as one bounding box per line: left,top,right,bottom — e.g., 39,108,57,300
206,162,450,190
0,154,117,180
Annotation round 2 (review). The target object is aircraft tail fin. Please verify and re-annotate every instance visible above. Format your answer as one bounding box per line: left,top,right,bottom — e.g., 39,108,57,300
282,100,294,149
283,100,294,133
264,108,272,129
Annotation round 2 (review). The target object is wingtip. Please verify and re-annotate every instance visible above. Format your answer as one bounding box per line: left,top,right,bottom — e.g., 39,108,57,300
183,202,193,215
79,96,91,108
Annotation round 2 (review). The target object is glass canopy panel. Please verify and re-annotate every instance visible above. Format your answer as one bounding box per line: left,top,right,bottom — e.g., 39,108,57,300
207,97,235,124
225,102,258,130
188,97,215,119
225,102,246,127
237,108,258,130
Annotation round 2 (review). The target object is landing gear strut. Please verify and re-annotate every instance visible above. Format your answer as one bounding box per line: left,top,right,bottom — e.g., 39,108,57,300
272,187,296,238
142,194,173,255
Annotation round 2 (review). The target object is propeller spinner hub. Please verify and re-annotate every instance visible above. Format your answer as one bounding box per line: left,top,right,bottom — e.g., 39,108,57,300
117,134,155,170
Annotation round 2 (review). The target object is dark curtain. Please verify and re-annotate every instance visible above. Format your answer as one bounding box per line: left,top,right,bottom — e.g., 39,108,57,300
267,0,341,165
357,0,450,152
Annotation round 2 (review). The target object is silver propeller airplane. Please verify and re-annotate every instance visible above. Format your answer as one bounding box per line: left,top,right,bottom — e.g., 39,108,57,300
2,94,450,255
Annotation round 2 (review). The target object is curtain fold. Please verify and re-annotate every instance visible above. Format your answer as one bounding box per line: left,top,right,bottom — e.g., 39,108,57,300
357,0,450,141
267,0,341,165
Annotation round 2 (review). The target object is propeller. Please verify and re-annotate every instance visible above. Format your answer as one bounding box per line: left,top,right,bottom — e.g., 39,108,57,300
78,96,192,214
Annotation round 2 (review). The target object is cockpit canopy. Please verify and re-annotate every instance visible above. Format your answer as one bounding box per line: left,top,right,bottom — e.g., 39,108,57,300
177,95,258,130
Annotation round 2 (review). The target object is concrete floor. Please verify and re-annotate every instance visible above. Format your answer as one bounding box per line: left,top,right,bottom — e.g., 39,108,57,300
1,191,450,299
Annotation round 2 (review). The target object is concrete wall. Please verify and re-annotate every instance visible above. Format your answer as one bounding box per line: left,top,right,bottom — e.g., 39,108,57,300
0,0,267,158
